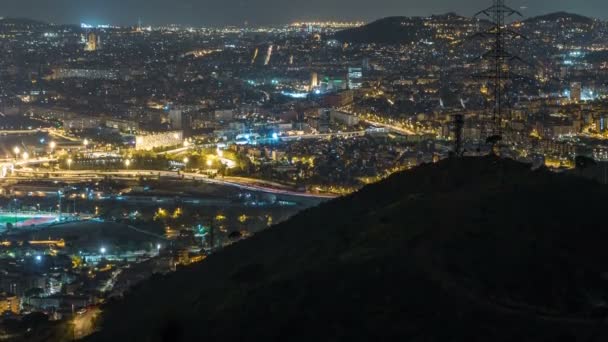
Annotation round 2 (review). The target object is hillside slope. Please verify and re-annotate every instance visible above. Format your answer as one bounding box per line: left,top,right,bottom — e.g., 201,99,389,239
86,157,608,341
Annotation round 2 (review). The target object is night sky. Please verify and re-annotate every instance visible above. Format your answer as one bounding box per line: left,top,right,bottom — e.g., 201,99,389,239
0,0,606,26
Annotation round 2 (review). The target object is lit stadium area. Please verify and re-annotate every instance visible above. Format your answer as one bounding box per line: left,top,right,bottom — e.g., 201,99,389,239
0,211,59,231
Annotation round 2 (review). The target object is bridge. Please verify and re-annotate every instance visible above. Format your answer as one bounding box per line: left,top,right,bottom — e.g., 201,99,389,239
0,157,58,178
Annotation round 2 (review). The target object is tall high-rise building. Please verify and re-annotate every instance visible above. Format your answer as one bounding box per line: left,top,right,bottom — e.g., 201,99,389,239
169,109,183,130
85,32,98,52
318,109,331,133
310,72,318,90
348,67,363,90
570,82,582,103
264,45,273,66
362,58,370,71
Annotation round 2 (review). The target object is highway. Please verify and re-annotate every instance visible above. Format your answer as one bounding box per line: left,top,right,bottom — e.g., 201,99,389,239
9,169,338,199
279,131,366,141
0,127,80,141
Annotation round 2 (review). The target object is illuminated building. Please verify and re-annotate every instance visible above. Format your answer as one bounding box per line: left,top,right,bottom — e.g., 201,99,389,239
264,45,273,65
215,109,234,121
310,72,319,90
0,293,20,314
251,48,259,65
85,32,98,52
348,67,363,89
177,249,190,265
62,117,104,131
106,119,139,133
597,116,607,133
49,68,118,80
318,109,331,133
593,147,608,161
570,82,582,103
135,131,183,151
329,110,360,127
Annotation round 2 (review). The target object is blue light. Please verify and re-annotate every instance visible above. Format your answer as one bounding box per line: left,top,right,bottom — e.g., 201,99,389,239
35,255,42,262
281,91,308,99
272,133,279,140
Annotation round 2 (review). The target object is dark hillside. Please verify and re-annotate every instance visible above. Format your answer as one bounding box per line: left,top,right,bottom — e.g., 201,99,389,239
84,157,608,342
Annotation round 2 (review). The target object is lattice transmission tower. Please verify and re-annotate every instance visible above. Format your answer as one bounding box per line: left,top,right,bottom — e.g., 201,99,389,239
472,0,525,144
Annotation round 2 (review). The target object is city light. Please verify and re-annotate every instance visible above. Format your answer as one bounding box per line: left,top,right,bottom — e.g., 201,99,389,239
3,6,608,339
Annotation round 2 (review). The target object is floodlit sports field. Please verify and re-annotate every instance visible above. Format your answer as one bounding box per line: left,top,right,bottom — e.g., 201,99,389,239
0,212,58,231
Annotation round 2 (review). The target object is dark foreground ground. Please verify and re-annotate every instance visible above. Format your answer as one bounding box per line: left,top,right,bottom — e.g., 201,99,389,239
33,157,608,341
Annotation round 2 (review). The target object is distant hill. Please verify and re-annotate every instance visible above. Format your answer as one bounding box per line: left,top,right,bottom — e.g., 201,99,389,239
333,14,480,44
0,17,48,28
334,12,600,44
333,16,422,44
523,11,595,25
72,156,608,342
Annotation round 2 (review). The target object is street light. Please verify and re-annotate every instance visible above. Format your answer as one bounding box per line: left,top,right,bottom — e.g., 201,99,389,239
100,247,106,255
22,152,29,161
49,141,56,153
124,159,131,169
206,159,213,168
67,158,73,170
83,139,89,147
13,146,20,158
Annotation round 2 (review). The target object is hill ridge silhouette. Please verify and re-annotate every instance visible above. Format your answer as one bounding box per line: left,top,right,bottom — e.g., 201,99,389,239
82,156,608,342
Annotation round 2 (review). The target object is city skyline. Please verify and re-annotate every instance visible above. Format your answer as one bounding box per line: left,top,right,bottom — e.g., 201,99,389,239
1,0,608,26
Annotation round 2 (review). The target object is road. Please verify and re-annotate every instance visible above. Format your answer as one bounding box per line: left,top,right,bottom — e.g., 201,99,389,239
9,169,338,199
361,119,417,135
127,224,169,241
0,127,80,141
279,131,367,141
